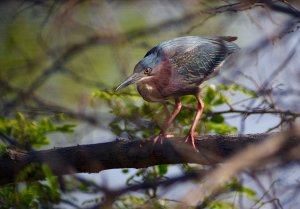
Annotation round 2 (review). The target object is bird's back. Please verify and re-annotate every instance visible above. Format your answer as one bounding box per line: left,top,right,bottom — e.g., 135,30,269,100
158,36,239,84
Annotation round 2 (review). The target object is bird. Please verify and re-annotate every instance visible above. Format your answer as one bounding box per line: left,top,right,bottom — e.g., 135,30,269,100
115,36,239,151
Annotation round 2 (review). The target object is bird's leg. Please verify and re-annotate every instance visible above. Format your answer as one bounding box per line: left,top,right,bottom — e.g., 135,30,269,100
161,98,182,135
153,98,182,144
184,93,204,151
162,102,171,119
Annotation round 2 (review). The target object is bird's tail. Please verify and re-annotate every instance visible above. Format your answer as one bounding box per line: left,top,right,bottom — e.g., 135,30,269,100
219,36,240,54
208,36,240,53
218,36,238,42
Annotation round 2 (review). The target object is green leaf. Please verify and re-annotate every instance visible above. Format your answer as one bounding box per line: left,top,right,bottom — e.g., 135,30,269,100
0,113,75,149
205,86,216,104
0,144,7,156
205,121,237,134
155,165,168,176
210,114,225,123
208,201,238,209
122,169,129,174
227,178,260,204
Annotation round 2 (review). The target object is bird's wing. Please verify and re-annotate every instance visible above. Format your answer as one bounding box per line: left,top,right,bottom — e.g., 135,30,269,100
161,36,239,83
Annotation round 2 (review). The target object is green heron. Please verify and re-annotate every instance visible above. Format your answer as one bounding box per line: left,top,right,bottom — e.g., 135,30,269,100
115,36,239,151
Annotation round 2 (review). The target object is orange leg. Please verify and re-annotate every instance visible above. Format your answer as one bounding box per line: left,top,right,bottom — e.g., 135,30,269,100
185,94,204,151
153,98,182,144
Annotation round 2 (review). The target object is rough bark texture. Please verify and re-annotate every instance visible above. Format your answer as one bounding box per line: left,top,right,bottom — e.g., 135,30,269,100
0,133,297,186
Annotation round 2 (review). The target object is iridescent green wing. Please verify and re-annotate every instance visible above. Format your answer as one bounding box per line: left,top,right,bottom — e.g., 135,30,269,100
161,36,239,83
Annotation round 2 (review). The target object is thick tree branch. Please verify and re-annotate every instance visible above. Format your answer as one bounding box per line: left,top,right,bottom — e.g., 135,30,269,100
0,133,299,186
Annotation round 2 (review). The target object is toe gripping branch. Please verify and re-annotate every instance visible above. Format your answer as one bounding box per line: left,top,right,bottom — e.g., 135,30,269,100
153,94,204,152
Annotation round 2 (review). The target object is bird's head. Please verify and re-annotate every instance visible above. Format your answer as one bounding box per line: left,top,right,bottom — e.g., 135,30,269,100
115,46,162,91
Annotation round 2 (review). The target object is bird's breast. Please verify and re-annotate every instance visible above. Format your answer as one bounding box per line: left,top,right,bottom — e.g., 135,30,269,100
136,78,166,102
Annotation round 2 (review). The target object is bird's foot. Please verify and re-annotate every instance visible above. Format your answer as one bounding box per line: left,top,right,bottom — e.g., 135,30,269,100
140,133,174,147
184,133,199,152
153,133,165,145
152,133,174,145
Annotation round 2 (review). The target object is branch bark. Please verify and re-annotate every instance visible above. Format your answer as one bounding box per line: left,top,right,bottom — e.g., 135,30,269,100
0,133,298,186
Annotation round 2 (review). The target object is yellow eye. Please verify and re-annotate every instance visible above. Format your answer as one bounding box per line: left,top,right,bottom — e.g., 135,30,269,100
144,68,152,75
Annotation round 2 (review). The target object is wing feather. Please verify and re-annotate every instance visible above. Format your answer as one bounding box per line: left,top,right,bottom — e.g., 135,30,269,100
160,36,239,83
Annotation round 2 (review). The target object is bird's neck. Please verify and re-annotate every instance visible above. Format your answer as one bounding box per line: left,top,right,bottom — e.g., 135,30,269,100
137,74,172,102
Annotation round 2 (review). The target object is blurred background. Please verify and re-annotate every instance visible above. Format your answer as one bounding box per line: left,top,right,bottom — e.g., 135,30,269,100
1,0,300,208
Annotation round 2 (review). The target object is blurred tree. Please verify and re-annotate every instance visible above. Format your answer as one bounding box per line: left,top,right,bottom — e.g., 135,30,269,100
1,0,300,208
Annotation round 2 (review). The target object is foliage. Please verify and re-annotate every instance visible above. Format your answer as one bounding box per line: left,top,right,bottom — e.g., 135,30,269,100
0,112,75,149
114,176,261,209
0,164,60,209
0,113,75,208
92,84,252,139
92,83,258,208
0,79,258,209
204,178,261,209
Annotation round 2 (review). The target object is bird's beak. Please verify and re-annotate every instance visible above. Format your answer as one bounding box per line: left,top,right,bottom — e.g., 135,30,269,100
115,73,142,91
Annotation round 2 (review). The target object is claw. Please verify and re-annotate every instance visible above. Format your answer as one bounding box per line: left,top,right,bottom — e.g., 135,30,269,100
153,133,165,145
152,133,174,145
184,132,199,152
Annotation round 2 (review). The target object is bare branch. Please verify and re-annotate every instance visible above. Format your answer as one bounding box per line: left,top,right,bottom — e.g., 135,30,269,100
0,132,299,187
179,131,299,207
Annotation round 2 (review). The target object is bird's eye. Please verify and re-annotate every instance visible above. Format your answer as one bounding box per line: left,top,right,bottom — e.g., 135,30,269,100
144,68,152,75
